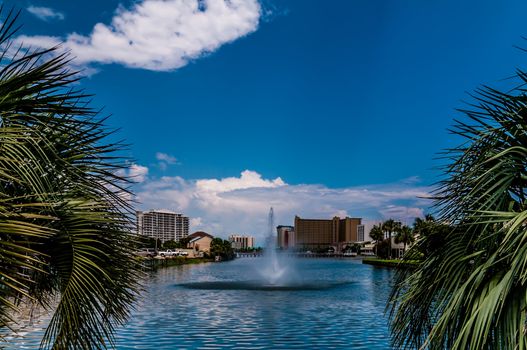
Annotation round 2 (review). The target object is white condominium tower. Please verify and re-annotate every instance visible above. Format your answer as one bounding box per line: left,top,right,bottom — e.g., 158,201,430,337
136,209,189,243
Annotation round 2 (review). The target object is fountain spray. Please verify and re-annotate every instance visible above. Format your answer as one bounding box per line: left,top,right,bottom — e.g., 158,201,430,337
259,207,288,285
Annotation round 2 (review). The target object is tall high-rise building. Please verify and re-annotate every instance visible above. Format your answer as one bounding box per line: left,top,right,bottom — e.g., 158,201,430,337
294,216,362,252
136,209,189,243
276,225,295,249
228,234,255,250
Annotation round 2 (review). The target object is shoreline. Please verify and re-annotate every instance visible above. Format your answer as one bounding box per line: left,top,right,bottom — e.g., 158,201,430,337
140,257,215,270
362,258,420,269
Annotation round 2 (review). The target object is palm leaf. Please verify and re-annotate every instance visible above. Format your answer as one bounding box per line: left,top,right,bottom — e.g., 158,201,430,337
0,8,141,349
388,60,527,349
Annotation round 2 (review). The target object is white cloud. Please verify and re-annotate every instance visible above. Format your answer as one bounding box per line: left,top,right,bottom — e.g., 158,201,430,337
380,205,424,223
134,170,432,245
190,217,203,227
156,152,178,164
128,164,149,183
18,0,261,72
16,35,62,49
27,6,65,21
156,152,178,170
196,169,284,193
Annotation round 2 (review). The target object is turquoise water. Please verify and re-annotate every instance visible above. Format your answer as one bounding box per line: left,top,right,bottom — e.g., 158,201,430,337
7,258,395,349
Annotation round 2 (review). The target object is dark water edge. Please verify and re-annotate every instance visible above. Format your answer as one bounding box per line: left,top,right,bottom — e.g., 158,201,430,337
362,258,419,269
179,279,353,291
2,258,396,349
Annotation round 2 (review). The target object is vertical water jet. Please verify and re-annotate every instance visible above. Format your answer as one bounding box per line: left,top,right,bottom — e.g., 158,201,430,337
259,207,288,285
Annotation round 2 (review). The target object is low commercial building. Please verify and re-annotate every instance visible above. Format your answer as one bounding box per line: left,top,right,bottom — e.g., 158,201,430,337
276,225,295,249
294,215,363,252
360,243,375,256
229,234,255,250
187,231,213,253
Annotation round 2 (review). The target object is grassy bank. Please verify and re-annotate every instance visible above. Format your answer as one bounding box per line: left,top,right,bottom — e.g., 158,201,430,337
362,258,420,269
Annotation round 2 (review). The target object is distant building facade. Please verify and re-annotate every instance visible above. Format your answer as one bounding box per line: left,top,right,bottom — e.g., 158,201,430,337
390,236,406,258
136,209,189,243
357,224,365,242
276,225,295,249
229,235,255,250
188,231,214,253
294,216,362,252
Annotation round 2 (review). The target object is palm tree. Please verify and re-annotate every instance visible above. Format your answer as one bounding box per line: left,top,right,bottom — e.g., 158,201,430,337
410,214,451,258
369,224,384,256
381,219,401,259
0,9,140,349
412,214,435,237
394,225,414,255
388,60,527,348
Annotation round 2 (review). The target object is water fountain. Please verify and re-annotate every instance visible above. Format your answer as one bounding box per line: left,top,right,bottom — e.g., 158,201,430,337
180,207,348,291
257,207,289,285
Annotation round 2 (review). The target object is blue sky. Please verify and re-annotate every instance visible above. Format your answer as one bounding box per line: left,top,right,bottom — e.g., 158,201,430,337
12,0,527,241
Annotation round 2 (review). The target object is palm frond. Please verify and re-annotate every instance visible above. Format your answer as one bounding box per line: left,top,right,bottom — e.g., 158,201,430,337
388,63,527,349
0,8,141,349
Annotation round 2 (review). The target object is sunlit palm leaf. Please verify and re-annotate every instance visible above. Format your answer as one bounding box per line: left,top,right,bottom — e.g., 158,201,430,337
388,63,527,348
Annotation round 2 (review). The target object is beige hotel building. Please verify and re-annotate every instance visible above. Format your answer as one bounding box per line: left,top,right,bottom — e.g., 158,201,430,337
294,215,364,252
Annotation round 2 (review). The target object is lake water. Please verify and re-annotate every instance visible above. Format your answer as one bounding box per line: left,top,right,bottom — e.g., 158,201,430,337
6,258,396,349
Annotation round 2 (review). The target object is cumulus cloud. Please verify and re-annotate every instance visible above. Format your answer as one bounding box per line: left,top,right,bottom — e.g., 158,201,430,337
127,164,149,183
27,6,65,21
134,170,432,244
18,0,261,72
196,170,284,193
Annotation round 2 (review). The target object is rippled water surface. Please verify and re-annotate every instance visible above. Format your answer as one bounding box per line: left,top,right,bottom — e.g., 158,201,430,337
7,258,396,349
